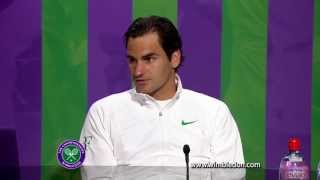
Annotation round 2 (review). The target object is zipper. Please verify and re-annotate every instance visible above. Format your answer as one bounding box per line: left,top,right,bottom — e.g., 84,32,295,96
158,109,164,165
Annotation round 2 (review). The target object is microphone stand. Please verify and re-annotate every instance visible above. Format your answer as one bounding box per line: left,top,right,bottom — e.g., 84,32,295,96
183,144,190,180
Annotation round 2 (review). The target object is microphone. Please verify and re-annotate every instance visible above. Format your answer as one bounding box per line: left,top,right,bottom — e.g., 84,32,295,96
183,144,190,180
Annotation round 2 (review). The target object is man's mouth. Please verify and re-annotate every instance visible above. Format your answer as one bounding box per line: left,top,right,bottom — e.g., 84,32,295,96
135,79,149,85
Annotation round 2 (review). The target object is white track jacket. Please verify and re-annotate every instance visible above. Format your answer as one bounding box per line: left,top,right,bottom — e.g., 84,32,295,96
80,76,244,167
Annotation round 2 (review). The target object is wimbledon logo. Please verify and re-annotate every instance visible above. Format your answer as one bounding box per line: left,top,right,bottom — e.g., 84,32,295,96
57,140,85,169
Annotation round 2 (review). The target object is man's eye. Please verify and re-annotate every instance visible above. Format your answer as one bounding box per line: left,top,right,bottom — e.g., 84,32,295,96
128,58,136,64
144,57,155,62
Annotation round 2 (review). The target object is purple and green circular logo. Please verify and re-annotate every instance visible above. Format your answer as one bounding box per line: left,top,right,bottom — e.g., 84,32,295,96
57,140,85,169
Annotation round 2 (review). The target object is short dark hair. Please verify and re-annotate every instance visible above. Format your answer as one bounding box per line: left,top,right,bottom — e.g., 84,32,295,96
124,16,184,71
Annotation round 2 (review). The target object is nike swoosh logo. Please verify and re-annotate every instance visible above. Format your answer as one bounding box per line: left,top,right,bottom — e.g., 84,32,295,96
181,120,198,126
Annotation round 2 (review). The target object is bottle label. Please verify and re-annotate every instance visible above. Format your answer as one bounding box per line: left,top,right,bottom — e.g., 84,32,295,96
286,169,307,179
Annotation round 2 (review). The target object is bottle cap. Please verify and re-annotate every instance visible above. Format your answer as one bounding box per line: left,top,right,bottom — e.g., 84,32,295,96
288,137,301,151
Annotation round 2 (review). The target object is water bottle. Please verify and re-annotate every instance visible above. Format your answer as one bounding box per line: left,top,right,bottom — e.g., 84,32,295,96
317,161,320,180
279,138,309,180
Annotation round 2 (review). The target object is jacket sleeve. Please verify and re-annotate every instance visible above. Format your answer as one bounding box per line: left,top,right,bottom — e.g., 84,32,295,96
211,102,245,164
79,102,117,166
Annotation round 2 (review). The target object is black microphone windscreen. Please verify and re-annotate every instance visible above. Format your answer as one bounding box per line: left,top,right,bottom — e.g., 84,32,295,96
183,144,190,154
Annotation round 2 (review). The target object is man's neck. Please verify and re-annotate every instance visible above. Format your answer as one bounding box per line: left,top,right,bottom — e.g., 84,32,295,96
150,74,177,100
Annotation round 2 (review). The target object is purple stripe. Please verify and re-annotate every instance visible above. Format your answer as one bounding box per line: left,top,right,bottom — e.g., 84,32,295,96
0,0,41,180
266,0,313,172
88,0,132,105
178,0,221,98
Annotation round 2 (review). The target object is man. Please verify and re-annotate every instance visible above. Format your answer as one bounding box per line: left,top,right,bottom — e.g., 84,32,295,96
80,16,244,167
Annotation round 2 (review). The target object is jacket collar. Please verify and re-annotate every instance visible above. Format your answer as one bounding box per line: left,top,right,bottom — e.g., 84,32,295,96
130,74,183,105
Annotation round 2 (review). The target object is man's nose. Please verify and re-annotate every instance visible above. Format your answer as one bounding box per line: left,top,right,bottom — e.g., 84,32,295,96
134,61,146,76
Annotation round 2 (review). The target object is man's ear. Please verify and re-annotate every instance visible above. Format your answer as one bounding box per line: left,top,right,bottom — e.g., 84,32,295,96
170,50,181,69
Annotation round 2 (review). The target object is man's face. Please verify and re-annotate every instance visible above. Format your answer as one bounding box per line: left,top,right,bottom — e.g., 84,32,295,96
126,32,180,97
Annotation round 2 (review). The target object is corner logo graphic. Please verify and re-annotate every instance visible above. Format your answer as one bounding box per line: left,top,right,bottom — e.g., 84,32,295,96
57,140,85,169
181,120,198,126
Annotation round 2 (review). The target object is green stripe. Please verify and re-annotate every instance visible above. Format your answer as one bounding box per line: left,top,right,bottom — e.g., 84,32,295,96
42,0,87,179
312,0,320,170
221,0,267,178
133,0,177,25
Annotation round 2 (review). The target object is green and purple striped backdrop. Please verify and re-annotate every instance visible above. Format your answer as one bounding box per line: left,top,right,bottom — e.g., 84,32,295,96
0,0,319,179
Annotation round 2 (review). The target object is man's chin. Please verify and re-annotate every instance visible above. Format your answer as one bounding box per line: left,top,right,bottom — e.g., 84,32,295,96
135,88,150,94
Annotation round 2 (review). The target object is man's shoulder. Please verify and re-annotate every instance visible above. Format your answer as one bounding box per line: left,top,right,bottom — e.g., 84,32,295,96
181,89,226,107
90,90,132,109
